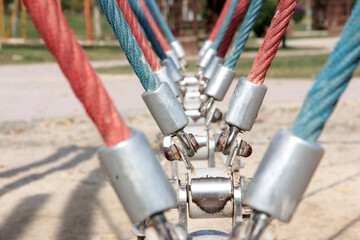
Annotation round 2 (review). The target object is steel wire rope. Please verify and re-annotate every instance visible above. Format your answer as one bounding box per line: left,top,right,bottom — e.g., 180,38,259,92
292,1,360,142
23,0,131,146
223,0,264,70
208,0,233,42
139,0,171,53
210,0,240,51
247,0,298,85
99,0,160,92
128,0,167,60
217,0,250,58
145,0,176,43
115,0,161,72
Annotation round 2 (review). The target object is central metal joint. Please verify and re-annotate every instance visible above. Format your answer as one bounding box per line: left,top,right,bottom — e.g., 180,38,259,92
176,168,253,231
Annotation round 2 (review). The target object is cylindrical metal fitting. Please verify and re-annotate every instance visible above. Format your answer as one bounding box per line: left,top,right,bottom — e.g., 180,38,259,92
199,40,212,57
170,40,185,59
204,65,236,101
184,125,209,160
244,128,324,222
203,56,225,81
188,168,233,218
224,77,267,131
160,58,183,83
197,48,216,69
98,130,177,223
142,83,189,136
154,67,180,97
166,49,181,70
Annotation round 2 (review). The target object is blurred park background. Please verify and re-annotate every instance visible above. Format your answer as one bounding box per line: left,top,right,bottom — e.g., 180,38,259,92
1,1,360,240
0,0,359,78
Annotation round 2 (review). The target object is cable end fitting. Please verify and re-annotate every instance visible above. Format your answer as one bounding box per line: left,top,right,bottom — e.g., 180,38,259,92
244,128,324,222
224,77,267,131
170,40,186,59
98,129,177,223
199,40,213,57
142,82,189,136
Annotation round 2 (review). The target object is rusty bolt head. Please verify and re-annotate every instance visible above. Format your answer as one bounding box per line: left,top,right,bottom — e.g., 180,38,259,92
198,101,207,115
216,131,228,152
211,108,223,122
164,145,180,161
188,133,199,152
238,141,252,157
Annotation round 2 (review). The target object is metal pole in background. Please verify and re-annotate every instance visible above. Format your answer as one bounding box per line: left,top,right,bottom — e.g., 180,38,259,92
20,0,26,41
84,0,94,44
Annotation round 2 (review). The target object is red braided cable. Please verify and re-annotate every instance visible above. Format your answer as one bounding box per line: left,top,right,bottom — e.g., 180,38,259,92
247,0,298,85
116,0,161,72
23,0,131,147
139,0,171,52
217,0,250,58
208,0,232,42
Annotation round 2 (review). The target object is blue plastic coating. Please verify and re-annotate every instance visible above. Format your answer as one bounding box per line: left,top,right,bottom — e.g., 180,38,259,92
224,0,264,70
292,1,360,142
128,0,167,60
98,0,160,92
145,0,176,43
211,0,240,51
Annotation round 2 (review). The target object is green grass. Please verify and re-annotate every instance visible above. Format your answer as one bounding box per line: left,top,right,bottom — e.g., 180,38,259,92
0,45,126,64
3,11,115,39
96,55,360,78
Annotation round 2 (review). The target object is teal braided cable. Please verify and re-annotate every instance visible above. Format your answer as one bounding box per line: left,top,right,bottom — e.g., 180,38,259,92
128,0,167,60
210,0,239,51
224,0,264,70
145,0,176,43
292,1,360,142
98,0,160,92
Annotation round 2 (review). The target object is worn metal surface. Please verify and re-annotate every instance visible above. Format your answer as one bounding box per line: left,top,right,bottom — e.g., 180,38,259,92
154,67,180,97
188,168,233,218
205,65,236,101
203,56,225,81
199,40,212,57
142,83,189,135
98,130,176,223
244,128,324,222
166,49,182,70
171,40,186,59
197,48,216,69
161,57,183,82
225,77,267,131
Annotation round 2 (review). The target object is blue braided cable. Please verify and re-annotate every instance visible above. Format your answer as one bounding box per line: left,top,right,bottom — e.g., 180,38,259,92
128,0,167,60
224,0,264,70
292,1,360,142
98,0,160,92
145,0,176,43
210,0,240,51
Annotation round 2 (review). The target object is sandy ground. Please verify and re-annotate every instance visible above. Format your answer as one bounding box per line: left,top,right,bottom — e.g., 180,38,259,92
1,78,360,240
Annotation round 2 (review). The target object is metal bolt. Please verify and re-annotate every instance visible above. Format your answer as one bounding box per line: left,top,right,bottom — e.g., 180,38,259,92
211,108,223,122
238,140,252,157
188,133,200,152
164,145,180,161
216,131,228,152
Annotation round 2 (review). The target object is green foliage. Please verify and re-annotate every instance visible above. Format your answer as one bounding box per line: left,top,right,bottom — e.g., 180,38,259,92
293,5,305,23
253,0,277,37
61,0,84,12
